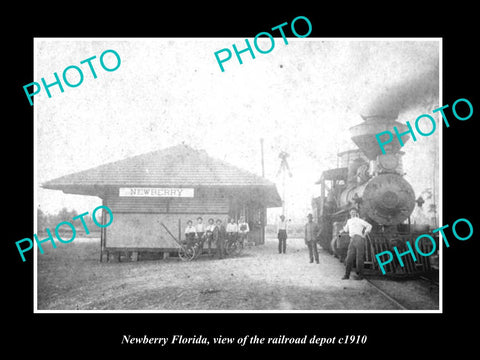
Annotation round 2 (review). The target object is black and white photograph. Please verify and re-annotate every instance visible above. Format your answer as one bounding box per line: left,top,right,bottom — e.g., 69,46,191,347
33,38,440,312
6,8,479,356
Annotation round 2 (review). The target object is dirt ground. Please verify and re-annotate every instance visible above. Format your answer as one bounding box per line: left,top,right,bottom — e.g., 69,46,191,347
36,237,439,311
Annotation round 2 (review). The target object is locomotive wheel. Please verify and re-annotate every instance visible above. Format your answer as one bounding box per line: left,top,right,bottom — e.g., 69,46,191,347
179,246,195,261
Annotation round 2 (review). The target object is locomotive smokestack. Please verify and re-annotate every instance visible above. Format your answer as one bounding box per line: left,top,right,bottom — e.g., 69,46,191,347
349,115,409,159
349,67,438,159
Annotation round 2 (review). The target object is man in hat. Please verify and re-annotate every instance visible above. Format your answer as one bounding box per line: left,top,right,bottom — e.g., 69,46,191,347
341,208,372,280
411,196,429,226
305,213,321,263
237,216,250,249
213,219,226,259
205,218,216,255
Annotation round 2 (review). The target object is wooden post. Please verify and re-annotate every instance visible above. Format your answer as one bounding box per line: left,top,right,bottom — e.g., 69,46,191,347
260,138,265,177
178,218,182,244
99,199,105,262
131,251,138,261
259,207,266,245
320,175,325,218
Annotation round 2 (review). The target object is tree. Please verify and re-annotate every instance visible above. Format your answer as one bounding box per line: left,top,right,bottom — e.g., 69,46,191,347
56,207,78,224
37,207,47,231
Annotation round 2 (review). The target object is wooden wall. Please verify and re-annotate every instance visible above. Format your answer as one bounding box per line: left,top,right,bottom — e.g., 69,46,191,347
103,192,267,250
105,196,229,214
104,195,230,249
106,213,228,249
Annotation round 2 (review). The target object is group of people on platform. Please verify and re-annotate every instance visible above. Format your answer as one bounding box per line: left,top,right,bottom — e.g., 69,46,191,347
276,208,372,280
184,216,250,259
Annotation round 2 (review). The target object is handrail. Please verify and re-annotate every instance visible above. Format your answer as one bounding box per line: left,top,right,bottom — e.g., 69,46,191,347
160,222,182,248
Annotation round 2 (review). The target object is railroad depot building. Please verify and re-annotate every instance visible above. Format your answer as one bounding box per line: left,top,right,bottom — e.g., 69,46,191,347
42,144,281,260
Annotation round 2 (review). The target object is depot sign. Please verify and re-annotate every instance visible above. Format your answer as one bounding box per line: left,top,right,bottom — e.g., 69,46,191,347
119,187,194,197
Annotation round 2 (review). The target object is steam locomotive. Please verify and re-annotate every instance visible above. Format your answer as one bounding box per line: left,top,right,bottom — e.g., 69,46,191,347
312,114,436,276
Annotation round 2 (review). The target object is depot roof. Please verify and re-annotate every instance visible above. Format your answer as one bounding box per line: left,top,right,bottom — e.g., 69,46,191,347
42,144,282,206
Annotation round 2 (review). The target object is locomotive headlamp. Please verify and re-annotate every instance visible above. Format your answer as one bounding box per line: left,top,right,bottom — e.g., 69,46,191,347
378,154,399,171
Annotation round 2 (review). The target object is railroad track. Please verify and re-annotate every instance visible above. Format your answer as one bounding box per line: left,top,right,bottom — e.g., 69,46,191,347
365,278,408,310
365,276,439,310
419,275,439,287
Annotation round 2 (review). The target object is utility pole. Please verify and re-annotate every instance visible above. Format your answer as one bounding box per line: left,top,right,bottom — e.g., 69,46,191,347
277,151,292,216
260,138,265,177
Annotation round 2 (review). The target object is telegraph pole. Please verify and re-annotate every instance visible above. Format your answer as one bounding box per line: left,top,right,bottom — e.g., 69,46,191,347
277,151,292,216
260,138,265,177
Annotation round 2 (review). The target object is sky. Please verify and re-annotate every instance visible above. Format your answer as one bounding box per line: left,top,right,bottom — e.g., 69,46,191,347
35,38,440,224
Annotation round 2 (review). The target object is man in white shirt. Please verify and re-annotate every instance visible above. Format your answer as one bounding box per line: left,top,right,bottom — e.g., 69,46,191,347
205,218,216,255
305,213,321,263
226,217,238,249
341,208,372,280
226,217,238,233
277,215,288,254
195,217,205,240
237,216,250,249
184,220,197,248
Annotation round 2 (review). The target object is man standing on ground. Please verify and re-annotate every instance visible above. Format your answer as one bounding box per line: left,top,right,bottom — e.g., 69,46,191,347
237,216,250,249
341,208,372,280
305,213,321,264
277,215,288,254
226,217,238,249
214,219,226,259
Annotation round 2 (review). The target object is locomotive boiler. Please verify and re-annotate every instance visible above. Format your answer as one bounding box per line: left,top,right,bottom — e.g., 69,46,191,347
312,114,435,275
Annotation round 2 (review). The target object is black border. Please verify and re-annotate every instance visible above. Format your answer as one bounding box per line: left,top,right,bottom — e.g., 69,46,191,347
6,6,478,356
